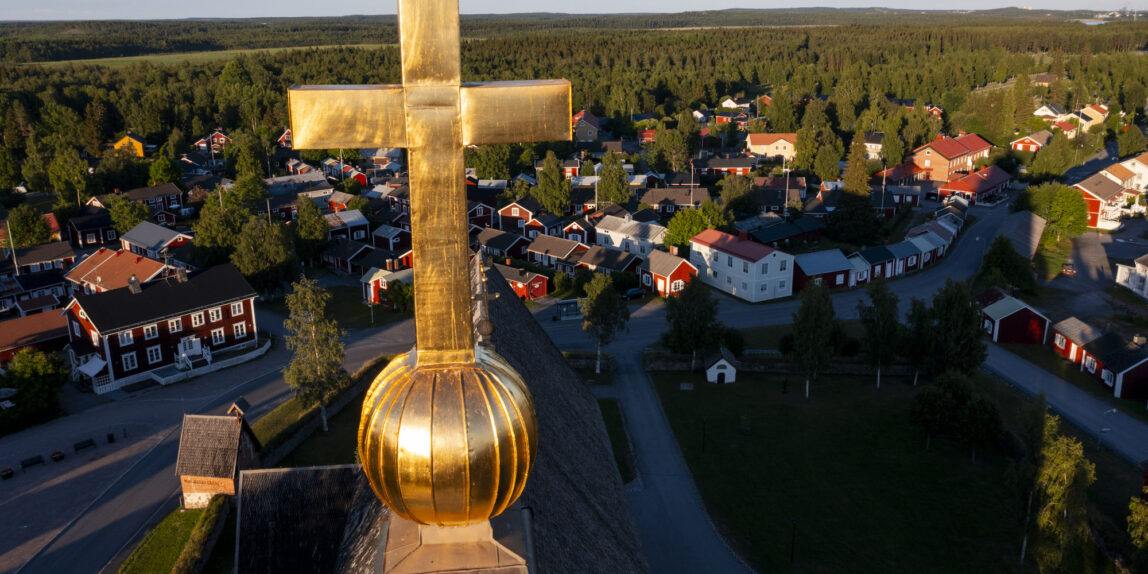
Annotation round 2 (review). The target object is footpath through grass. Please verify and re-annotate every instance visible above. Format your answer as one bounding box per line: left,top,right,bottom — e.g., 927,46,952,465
650,370,1128,572
265,285,408,330
118,508,203,574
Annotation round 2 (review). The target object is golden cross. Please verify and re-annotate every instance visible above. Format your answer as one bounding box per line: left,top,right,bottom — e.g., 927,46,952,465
288,1,570,366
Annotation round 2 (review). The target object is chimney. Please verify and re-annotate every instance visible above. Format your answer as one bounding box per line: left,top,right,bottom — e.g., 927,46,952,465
127,274,142,294
935,135,943,141
505,258,512,265
176,268,188,283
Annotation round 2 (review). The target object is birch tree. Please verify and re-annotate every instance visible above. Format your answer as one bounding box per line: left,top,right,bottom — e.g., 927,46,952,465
857,277,901,388
283,276,346,432
580,274,630,374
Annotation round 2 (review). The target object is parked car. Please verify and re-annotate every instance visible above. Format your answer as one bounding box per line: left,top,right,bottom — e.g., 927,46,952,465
1061,263,1076,276
622,287,644,300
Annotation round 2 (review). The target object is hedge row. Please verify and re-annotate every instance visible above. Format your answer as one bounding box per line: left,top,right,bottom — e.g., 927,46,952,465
171,495,228,574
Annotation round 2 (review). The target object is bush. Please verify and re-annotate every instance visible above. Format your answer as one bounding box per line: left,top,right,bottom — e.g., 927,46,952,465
610,271,638,292
553,271,571,293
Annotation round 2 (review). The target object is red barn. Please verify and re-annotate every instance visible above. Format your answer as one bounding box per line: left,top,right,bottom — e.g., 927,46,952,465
980,295,1049,344
492,263,548,301
1080,333,1148,399
1050,317,1103,365
639,250,697,297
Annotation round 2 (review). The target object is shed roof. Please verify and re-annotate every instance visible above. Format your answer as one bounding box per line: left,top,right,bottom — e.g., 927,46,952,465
794,249,852,275
175,413,256,479
1053,317,1103,346
641,249,693,278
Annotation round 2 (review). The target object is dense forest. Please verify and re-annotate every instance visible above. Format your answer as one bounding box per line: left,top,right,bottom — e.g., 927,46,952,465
0,14,1146,202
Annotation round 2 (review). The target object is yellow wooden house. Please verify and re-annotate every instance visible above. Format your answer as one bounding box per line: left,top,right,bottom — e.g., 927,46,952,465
112,132,147,157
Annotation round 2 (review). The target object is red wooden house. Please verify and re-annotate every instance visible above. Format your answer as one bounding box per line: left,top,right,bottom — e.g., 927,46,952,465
981,295,1049,344
194,130,232,153
360,266,414,305
277,128,292,149
1080,333,1148,399
68,207,116,249
321,240,373,274
526,235,588,273
524,213,564,239
1050,317,1103,365
1074,173,1126,228
697,157,755,176
491,263,548,301
371,224,410,252
120,221,193,260
475,228,530,259
1010,130,1052,153
65,264,259,395
639,250,696,297
938,165,1010,205
577,245,641,275
0,312,68,367
793,249,854,291
563,218,596,245
468,201,495,229
325,210,370,242
638,129,657,145
499,196,546,234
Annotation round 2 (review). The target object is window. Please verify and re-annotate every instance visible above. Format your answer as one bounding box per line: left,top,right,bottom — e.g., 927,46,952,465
779,280,786,290
122,352,137,371
79,309,87,320
760,284,767,292
742,262,749,273
761,263,768,274
353,230,366,240
712,252,718,262
72,321,81,337
726,276,732,285
642,274,652,286
909,256,917,265
143,324,158,340
209,307,222,322
983,319,994,333
925,150,931,156
924,160,931,168
28,263,40,272
1101,370,1114,387
169,319,182,333
107,230,117,240
836,274,844,286
727,255,732,268
1084,356,1097,374
231,302,244,316
1054,333,1066,349
671,280,684,292
118,331,133,346
85,232,96,243
211,328,226,346
511,207,520,216
192,312,205,327
234,322,247,338
91,331,100,347
146,345,162,364
780,260,787,272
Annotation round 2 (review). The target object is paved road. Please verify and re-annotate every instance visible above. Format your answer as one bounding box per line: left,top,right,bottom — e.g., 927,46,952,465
1063,141,1119,184
3,310,417,574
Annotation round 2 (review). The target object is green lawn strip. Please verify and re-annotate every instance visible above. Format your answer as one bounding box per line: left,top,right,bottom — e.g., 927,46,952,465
651,371,1035,572
251,355,391,454
999,343,1148,426
1034,237,1073,280
265,285,407,330
118,508,204,574
596,399,635,484
201,507,237,574
739,319,864,350
277,392,365,467
171,495,228,574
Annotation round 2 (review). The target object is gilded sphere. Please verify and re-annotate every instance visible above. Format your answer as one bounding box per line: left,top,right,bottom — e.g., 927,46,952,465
357,347,538,526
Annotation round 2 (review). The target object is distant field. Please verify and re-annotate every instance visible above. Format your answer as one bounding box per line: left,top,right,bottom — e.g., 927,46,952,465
32,44,394,68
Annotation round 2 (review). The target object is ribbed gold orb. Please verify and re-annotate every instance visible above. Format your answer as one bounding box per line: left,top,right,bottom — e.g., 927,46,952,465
357,347,538,526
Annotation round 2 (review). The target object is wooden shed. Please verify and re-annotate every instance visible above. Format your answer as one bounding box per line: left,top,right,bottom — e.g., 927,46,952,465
175,400,261,508
981,295,1050,345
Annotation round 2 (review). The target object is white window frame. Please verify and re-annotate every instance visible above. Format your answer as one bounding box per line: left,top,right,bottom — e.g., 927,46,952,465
118,331,133,346
642,273,652,286
234,322,247,339
143,324,158,340
779,280,786,290
169,318,182,333
1084,355,1097,374
1101,369,1114,387
192,312,205,327
1054,333,1066,349
211,328,226,346
208,307,222,322
72,321,81,337
122,352,137,371
146,345,162,364
231,302,244,316
780,260,787,271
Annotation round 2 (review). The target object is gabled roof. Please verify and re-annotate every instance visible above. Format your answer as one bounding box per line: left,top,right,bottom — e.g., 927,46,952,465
476,228,528,252
11,241,75,266
1053,120,1078,132
636,187,710,206
1083,332,1148,373
503,195,544,215
940,165,1011,195
491,263,544,285
1103,163,1136,183
323,239,372,261
983,295,1045,323
176,413,256,479
530,213,564,228
120,182,182,202
120,221,189,253
862,131,885,145
690,229,777,262
916,134,991,159
794,249,852,276
70,264,257,333
68,207,113,232
65,248,167,290
887,241,919,259
0,312,67,352
325,209,368,229
700,156,756,170
371,224,405,240
1036,102,1066,115
596,215,667,243
640,249,694,278
572,109,600,129
1075,173,1125,202
857,245,896,265
1012,130,1053,147
578,245,639,272
1053,317,1103,346
746,133,797,147
527,235,585,259
704,347,739,370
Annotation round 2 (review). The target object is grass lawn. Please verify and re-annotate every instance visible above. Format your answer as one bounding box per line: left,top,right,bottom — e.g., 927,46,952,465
202,507,237,574
276,392,365,468
265,285,408,330
596,399,635,484
250,396,308,447
118,508,203,574
739,319,863,350
1034,237,1073,280
1105,284,1147,308
34,44,394,68
650,370,1117,572
999,343,1148,426
574,367,614,386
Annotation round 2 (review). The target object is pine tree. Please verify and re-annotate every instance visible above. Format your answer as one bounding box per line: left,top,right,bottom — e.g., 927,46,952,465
793,127,820,172
579,274,630,374
282,276,347,432
597,151,630,205
857,278,901,388
193,195,249,267
791,283,837,398
843,137,870,194
107,195,150,234
293,198,329,263
766,88,797,132
531,151,571,214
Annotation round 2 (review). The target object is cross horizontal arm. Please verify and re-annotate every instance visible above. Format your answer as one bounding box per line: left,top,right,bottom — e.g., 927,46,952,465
461,80,572,145
288,85,408,149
